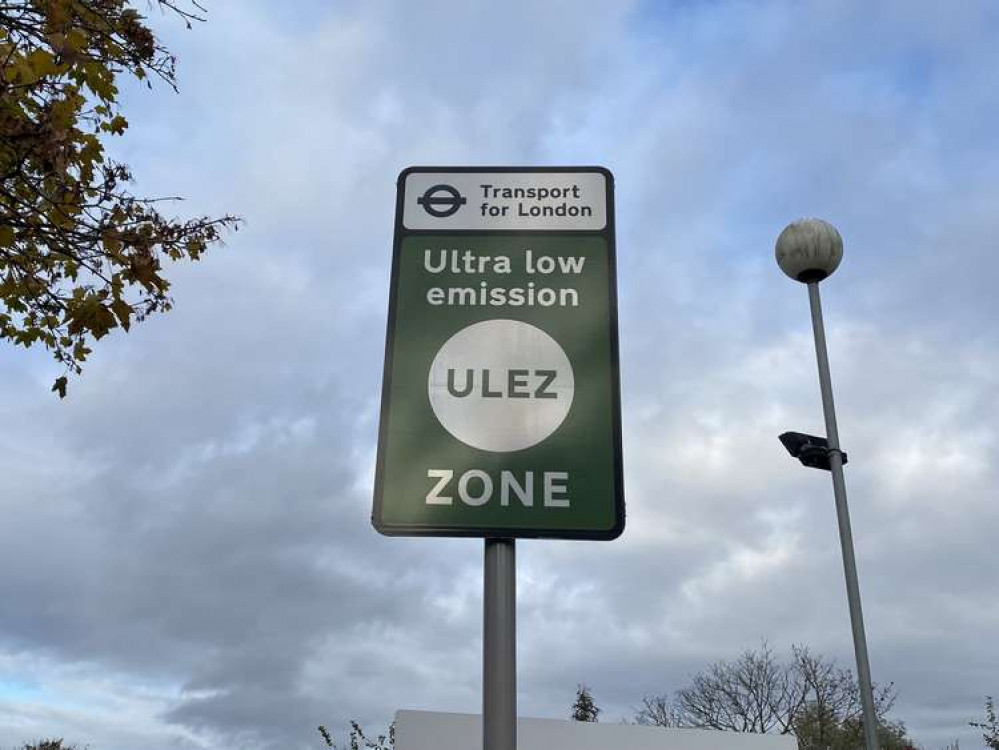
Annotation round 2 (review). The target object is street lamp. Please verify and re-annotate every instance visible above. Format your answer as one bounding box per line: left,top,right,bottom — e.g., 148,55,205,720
776,218,880,750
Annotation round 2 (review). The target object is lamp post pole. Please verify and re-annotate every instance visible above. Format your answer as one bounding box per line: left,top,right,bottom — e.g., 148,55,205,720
806,279,879,750
776,219,879,750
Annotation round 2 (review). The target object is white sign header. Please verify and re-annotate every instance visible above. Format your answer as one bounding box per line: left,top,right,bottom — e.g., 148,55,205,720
402,169,608,231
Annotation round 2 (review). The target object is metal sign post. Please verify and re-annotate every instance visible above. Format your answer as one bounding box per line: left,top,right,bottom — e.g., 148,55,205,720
374,167,624,750
483,538,516,750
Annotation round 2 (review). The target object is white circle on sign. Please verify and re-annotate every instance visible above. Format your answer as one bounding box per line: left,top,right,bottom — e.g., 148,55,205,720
428,319,574,452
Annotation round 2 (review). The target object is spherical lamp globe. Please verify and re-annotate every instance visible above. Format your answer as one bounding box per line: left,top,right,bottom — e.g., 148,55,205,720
775,218,844,283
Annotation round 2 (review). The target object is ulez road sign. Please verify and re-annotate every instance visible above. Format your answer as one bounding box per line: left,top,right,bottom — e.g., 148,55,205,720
373,166,624,539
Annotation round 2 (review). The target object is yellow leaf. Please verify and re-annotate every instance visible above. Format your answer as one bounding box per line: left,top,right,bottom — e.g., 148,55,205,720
66,29,88,53
26,49,58,77
110,298,132,331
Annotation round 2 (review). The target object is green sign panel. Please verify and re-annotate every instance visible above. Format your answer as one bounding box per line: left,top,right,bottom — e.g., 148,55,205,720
373,167,624,539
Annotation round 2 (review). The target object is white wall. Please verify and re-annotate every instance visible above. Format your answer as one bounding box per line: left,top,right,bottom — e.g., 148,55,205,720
395,710,798,750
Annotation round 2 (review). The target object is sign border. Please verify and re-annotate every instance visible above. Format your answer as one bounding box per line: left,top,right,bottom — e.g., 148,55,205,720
372,165,625,540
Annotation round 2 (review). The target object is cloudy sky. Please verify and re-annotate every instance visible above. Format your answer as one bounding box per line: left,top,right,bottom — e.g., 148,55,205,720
2,0,998,748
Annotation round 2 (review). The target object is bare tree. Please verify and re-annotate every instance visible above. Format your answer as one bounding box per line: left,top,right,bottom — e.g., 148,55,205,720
635,693,683,728
792,644,898,748
636,641,908,748
674,641,798,733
